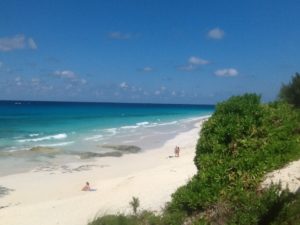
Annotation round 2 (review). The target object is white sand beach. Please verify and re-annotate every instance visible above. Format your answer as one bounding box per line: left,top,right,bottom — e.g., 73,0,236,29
262,159,300,193
0,120,204,225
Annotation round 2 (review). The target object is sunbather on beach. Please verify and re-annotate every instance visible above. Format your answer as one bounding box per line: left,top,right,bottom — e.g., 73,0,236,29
81,182,91,191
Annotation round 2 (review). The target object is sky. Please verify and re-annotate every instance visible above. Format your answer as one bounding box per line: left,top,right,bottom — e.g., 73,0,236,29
0,0,299,104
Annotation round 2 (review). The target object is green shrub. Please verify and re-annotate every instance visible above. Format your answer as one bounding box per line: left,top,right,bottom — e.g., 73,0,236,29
88,211,162,225
168,93,300,224
279,72,300,107
88,214,136,225
268,191,300,225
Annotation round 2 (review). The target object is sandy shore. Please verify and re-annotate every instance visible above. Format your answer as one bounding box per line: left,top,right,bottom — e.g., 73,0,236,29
262,159,300,193
0,119,205,225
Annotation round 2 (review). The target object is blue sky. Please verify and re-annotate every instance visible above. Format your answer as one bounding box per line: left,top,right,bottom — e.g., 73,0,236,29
0,0,299,104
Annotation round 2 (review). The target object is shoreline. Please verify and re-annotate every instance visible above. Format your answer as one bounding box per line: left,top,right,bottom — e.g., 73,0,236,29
0,117,207,225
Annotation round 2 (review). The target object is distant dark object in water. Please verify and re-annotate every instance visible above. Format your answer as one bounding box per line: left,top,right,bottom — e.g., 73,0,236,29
101,144,141,153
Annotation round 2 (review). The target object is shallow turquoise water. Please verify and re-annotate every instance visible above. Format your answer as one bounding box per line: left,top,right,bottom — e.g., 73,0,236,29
0,101,214,152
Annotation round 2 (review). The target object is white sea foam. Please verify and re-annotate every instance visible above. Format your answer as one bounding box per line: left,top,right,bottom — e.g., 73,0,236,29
84,135,103,141
103,128,118,135
144,122,159,128
139,121,178,128
38,141,74,147
17,133,67,143
157,121,178,126
29,133,40,137
5,147,31,152
121,125,139,129
180,115,211,123
122,140,135,144
136,121,150,126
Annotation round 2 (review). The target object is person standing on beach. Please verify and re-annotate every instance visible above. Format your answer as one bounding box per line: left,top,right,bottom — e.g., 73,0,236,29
175,146,180,157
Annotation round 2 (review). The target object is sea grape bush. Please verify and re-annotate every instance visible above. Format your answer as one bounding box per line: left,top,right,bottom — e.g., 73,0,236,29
169,93,300,224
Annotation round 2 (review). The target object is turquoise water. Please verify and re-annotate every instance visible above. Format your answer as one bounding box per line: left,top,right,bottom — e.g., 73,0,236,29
0,101,214,175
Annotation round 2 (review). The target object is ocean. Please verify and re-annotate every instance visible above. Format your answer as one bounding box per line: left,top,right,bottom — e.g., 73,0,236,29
0,101,214,175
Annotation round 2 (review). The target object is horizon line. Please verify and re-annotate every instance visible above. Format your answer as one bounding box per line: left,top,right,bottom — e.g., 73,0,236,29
0,99,215,107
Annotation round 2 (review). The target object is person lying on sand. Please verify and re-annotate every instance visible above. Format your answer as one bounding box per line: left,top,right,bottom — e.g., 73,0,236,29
81,182,91,191
81,182,97,191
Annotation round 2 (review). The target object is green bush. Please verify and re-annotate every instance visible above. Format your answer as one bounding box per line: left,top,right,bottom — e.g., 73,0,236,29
88,211,162,225
88,214,135,225
268,191,300,225
168,94,300,224
279,72,300,107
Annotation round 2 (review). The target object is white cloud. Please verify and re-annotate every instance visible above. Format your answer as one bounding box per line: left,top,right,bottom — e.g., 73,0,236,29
188,56,209,65
52,70,88,87
140,66,153,72
0,34,38,51
15,76,22,86
44,85,53,91
178,56,209,71
215,68,238,77
154,90,161,95
207,28,225,40
54,70,76,79
120,82,128,89
0,35,25,51
160,86,166,91
177,64,197,72
171,91,176,96
108,32,132,40
52,70,87,89
80,79,87,84
28,38,37,49
0,61,3,68
31,78,40,85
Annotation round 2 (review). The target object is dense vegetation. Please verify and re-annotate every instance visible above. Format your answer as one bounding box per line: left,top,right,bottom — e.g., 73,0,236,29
89,92,300,225
279,72,300,107
168,94,300,224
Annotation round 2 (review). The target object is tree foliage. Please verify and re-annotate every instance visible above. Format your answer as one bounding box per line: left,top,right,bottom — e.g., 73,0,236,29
279,73,300,107
129,197,140,215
